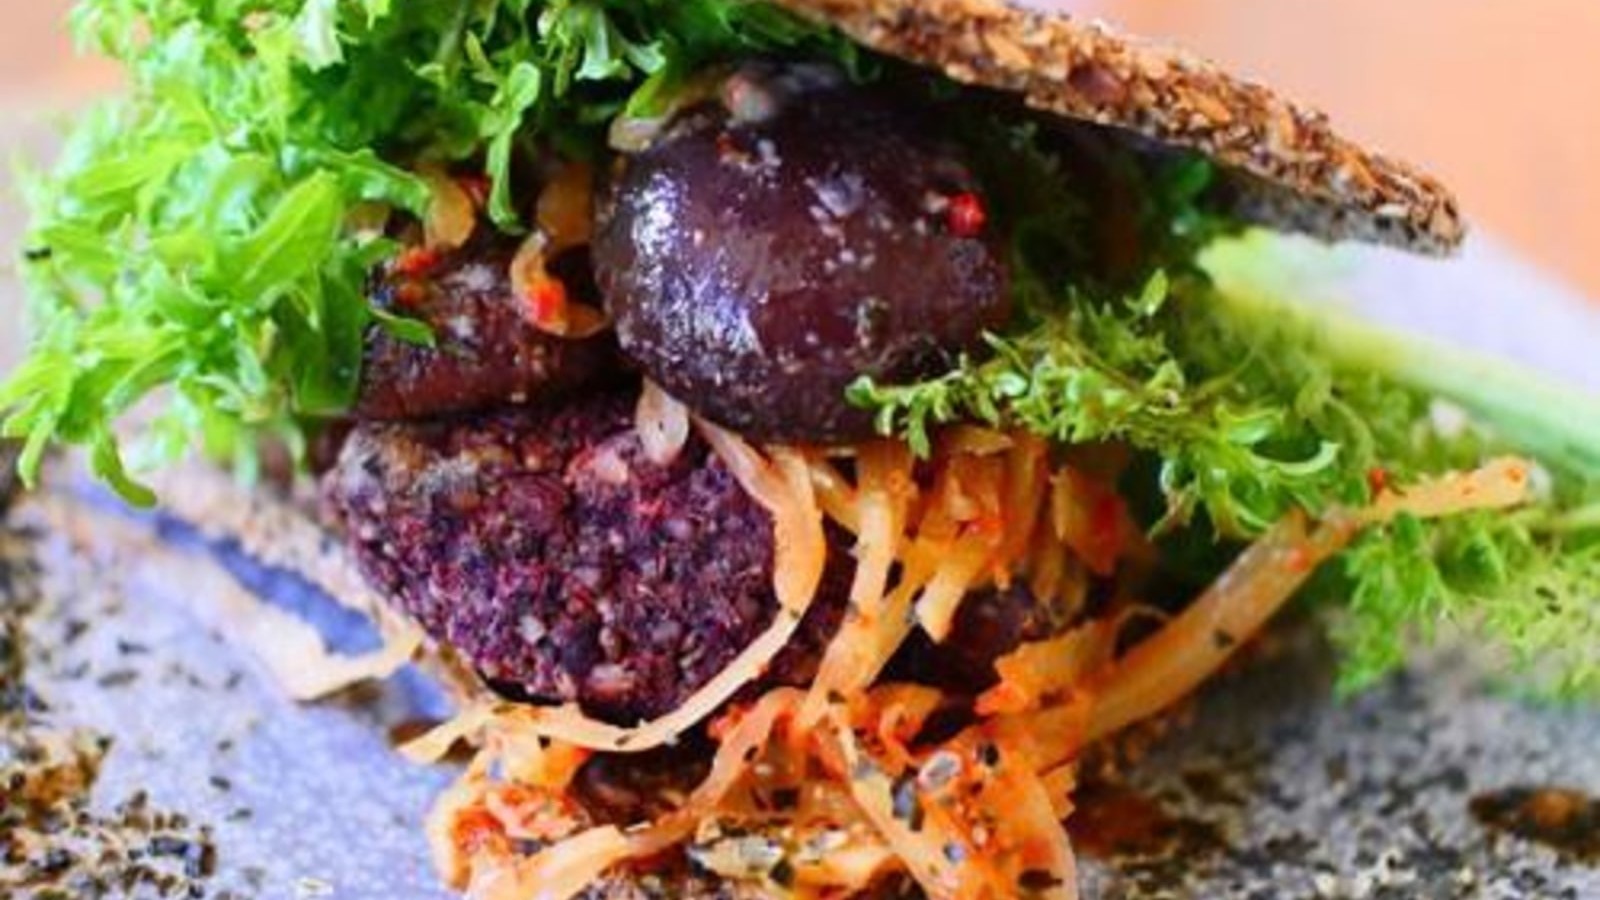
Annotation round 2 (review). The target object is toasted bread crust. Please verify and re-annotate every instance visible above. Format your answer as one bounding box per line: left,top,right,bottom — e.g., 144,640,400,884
775,0,1464,254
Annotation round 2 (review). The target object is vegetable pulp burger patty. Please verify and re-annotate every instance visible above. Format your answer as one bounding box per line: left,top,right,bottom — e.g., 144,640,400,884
20,0,1600,894
324,390,847,724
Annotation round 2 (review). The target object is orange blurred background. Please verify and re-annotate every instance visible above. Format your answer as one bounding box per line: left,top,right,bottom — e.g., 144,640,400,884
1067,0,1600,302
2,1,1598,300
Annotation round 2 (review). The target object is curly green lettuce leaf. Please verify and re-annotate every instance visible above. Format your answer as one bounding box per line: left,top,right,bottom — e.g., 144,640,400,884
1336,508,1600,698
850,267,1374,537
2,0,852,505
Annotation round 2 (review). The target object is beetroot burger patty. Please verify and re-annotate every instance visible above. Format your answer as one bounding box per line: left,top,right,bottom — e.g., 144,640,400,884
323,389,844,724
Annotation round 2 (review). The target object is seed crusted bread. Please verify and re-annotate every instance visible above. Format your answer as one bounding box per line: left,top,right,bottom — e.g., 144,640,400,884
774,0,1465,254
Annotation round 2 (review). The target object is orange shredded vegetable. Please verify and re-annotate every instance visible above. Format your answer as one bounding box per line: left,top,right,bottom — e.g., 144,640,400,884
802,430,1079,727
415,410,1535,900
807,456,862,533
915,533,1000,643
990,692,1096,776
427,778,508,889
998,432,1051,580
1084,511,1339,743
1364,456,1532,524
457,690,801,900
1084,458,1533,745
977,621,1116,717
420,166,476,250
508,233,608,339
467,825,632,900
1041,764,1079,820
535,161,595,248
973,738,1080,900
505,163,608,339
1051,468,1137,577
799,442,919,727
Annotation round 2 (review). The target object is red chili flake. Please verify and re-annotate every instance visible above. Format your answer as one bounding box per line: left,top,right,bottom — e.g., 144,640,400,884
451,809,505,857
523,277,570,330
1367,467,1390,496
945,192,988,238
1086,492,1124,575
457,173,492,210
1285,545,1314,574
715,131,747,164
393,281,429,310
973,511,1005,538
393,246,441,278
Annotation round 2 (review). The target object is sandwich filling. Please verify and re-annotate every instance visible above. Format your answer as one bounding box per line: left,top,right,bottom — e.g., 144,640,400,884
5,3,1600,899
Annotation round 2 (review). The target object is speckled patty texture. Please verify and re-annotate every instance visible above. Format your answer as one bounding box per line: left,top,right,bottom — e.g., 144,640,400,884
322,391,843,725
773,0,1464,254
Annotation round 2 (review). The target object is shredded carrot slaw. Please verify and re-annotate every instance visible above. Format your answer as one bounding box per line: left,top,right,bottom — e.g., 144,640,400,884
409,411,1535,899
506,162,608,339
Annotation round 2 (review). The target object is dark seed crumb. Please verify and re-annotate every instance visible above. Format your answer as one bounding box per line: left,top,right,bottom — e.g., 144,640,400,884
890,777,924,832
1471,786,1600,863
1019,868,1065,891
1,518,224,900
95,669,139,689
769,858,796,888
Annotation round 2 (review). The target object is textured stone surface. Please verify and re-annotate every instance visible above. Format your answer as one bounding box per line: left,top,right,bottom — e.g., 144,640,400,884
1078,629,1600,898
4,499,456,898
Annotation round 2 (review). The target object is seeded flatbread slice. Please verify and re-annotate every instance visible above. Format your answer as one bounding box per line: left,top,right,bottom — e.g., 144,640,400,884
774,0,1464,254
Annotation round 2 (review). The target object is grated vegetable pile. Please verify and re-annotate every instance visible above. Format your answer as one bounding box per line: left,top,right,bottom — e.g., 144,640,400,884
4,2,1600,897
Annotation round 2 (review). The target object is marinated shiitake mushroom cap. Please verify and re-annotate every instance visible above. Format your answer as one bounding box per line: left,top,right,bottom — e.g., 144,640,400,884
593,63,1012,445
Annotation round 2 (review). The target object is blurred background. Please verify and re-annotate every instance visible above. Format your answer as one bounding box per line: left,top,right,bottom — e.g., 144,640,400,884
1,0,1598,326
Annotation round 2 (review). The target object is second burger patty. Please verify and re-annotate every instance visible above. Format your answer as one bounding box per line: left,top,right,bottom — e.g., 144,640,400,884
324,389,847,724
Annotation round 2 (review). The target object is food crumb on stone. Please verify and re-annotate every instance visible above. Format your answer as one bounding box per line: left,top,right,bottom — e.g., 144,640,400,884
294,875,336,897
1,514,223,900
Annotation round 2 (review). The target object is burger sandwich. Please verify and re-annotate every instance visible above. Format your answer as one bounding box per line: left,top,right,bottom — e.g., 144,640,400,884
4,1,1600,897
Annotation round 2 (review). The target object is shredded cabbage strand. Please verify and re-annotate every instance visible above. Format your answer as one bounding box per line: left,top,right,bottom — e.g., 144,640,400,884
418,445,1536,899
